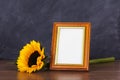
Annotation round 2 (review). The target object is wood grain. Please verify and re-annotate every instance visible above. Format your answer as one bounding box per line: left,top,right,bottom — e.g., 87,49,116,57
0,60,120,80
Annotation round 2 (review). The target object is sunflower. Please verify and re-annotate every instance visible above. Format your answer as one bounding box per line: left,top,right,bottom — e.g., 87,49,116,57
16,40,45,73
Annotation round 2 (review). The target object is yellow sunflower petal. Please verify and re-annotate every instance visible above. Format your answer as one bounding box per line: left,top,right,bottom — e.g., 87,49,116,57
16,40,45,73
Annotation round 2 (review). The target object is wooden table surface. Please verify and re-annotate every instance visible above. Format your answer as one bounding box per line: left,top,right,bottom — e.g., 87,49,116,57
0,60,120,80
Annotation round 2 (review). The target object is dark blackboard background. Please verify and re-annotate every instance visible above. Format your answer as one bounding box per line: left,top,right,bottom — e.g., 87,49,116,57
0,0,120,60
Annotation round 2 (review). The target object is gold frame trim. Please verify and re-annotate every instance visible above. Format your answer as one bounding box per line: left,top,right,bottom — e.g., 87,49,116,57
55,27,85,66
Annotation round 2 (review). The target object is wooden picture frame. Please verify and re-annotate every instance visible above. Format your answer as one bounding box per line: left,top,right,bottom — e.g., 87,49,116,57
50,22,91,71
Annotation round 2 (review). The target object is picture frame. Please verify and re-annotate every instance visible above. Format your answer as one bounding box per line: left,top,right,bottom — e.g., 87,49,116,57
50,22,91,71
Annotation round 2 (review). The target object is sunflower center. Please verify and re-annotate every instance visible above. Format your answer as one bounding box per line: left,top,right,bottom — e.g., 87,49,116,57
28,51,40,67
